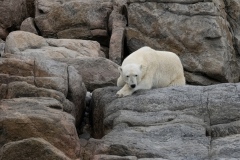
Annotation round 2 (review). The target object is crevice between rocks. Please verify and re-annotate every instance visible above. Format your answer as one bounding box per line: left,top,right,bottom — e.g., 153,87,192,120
205,91,213,159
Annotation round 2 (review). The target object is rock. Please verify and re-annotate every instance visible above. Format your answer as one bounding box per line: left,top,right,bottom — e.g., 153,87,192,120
55,57,119,92
68,65,87,128
0,138,71,160
5,81,74,113
20,17,38,35
0,0,28,39
4,31,105,58
210,134,240,160
0,97,81,159
46,38,105,58
35,0,112,46
108,4,127,65
0,56,86,127
125,1,240,84
224,0,240,55
0,39,5,56
4,31,48,55
184,71,219,85
89,83,240,159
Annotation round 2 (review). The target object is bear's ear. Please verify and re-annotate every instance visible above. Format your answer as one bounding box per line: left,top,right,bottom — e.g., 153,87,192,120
118,67,122,73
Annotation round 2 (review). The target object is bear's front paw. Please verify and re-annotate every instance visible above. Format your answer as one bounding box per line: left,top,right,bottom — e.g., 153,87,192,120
116,90,132,98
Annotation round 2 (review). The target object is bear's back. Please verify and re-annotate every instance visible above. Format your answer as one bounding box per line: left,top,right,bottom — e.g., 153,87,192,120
123,46,180,66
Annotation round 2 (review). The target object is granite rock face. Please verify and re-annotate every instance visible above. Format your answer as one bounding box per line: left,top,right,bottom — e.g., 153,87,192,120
4,31,105,59
88,83,240,159
1,0,240,159
0,56,86,127
0,0,29,39
55,58,119,92
34,0,112,46
0,97,80,159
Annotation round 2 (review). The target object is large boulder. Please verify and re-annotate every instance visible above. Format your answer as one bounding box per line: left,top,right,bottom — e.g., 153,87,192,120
0,56,86,127
4,31,105,59
125,1,240,85
87,83,240,159
20,17,38,35
0,138,72,160
108,3,127,65
34,0,112,46
0,97,81,159
0,0,28,39
56,58,119,92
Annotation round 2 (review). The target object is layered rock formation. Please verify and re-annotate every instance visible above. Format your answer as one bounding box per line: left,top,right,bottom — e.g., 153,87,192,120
88,83,240,159
0,0,240,160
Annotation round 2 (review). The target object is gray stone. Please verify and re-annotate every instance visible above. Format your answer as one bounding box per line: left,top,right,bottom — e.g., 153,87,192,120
0,0,28,39
4,31,105,59
35,0,112,46
55,58,119,92
0,97,81,159
20,17,38,35
90,83,240,159
0,138,72,160
108,5,127,65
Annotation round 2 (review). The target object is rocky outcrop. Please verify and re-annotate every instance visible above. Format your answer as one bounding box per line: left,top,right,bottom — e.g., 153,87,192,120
0,138,72,160
108,3,127,65
0,56,86,127
20,17,38,35
34,0,112,46
88,83,240,159
2,0,240,85
125,0,240,85
56,58,119,92
4,31,105,59
1,0,240,159
3,31,119,91
0,97,80,159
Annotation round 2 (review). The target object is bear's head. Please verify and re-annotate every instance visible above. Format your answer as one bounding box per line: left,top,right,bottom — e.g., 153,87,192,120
119,64,145,89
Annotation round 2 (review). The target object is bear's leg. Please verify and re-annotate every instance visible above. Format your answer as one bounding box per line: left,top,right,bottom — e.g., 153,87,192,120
169,76,185,86
134,79,152,91
117,75,125,87
116,84,134,97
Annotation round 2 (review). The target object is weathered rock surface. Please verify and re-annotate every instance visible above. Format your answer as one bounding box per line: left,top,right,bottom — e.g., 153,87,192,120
108,3,127,65
125,1,240,84
225,0,240,55
0,138,72,160
0,39,4,56
87,83,240,159
0,97,80,159
0,56,86,127
4,31,105,59
20,17,38,35
35,0,112,46
1,0,240,159
0,0,29,39
56,58,119,92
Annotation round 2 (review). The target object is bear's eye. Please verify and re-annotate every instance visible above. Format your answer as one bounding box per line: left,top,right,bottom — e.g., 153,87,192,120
135,75,138,77
126,75,129,78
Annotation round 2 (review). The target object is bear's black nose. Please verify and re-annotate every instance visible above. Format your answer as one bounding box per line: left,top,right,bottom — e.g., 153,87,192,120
131,84,136,88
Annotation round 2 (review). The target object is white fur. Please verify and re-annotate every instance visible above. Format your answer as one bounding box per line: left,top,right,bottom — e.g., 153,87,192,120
117,46,185,97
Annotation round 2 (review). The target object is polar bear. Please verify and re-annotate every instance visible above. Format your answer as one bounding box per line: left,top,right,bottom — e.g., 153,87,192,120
116,46,185,97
